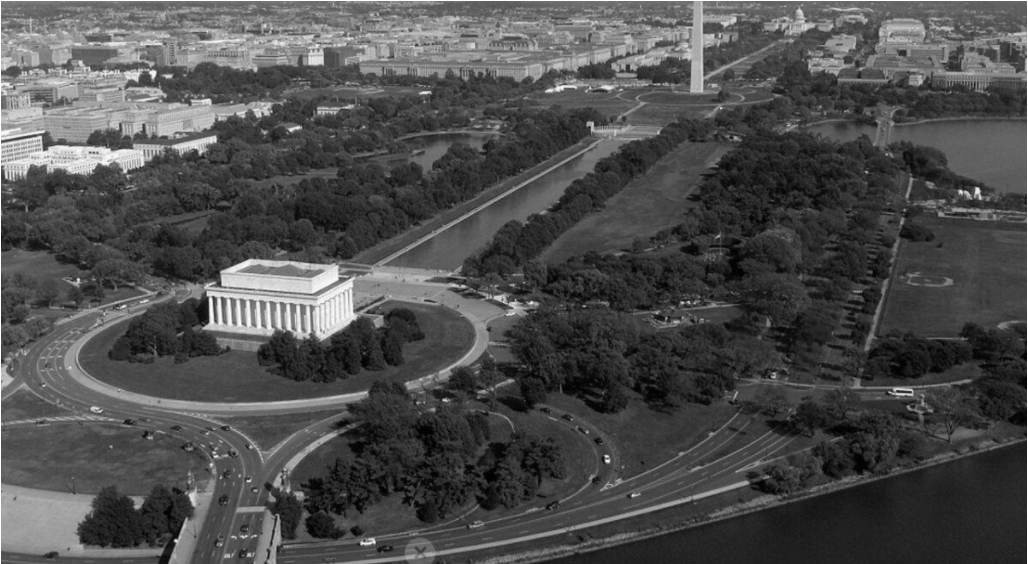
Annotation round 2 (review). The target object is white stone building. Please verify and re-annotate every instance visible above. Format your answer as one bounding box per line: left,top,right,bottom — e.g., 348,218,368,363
205,260,356,342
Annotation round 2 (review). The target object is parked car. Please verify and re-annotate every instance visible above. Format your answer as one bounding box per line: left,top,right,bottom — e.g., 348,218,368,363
545,501,560,510
240,524,250,534
603,454,612,464
576,426,589,435
215,535,225,547
539,407,552,414
561,413,574,422
123,419,137,426
594,437,604,445
170,425,183,431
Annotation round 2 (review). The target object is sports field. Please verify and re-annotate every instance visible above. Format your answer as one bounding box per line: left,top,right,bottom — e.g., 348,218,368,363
539,141,729,263
878,217,1027,337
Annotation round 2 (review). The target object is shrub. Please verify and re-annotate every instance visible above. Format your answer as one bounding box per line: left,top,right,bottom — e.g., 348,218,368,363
899,222,935,242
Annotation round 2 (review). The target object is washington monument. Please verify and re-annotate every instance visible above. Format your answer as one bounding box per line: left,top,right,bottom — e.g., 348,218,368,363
690,0,704,93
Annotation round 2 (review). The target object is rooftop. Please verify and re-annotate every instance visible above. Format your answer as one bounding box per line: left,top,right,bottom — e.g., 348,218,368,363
237,263,323,278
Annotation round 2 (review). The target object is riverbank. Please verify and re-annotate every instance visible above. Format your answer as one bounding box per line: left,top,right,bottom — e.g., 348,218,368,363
470,431,1025,564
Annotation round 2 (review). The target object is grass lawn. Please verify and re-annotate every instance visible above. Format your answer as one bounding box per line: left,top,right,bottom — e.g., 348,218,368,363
1,249,84,288
1,390,72,422
221,411,343,450
1,422,210,495
539,142,729,264
864,362,982,388
78,301,475,402
527,89,636,120
878,217,1026,338
544,392,737,479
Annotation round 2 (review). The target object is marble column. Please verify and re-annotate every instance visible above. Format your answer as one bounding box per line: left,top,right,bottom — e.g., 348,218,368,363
243,299,251,327
233,298,241,328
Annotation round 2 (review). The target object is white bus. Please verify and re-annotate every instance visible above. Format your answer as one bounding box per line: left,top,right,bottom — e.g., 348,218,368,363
886,388,915,398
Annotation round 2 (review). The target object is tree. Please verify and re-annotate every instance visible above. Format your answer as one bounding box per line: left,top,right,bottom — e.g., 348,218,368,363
925,387,980,443
77,486,144,548
756,385,791,418
761,460,803,494
793,400,827,437
305,512,343,539
520,377,548,409
67,286,86,307
448,365,478,395
271,492,303,540
36,278,60,308
599,381,629,413
740,274,811,327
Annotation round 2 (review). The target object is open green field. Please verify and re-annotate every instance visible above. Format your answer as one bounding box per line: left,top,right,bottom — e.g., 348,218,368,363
878,217,1027,337
1,249,83,293
1,390,72,422
539,142,729,263
1,422,209,495
545,392,737,479
78,301,476,402
528,88,637,120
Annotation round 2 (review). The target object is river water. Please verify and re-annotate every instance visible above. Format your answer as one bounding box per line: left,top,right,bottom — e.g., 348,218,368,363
386,138,631,271
805,118,1027,193
557,443,1026,564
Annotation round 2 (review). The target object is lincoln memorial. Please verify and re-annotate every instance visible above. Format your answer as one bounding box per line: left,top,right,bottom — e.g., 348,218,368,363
205,259,355,342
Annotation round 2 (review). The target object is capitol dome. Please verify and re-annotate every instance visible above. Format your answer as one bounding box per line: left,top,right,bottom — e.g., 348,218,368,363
794,7,805,21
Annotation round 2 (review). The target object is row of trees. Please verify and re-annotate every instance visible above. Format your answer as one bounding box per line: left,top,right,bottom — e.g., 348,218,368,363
109,299,222,363
257,309,423,381
302,382,566,533
464,118,710,278
78,484,193,548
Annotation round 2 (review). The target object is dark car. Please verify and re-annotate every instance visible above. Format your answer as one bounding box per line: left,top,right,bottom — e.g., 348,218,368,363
594,437,604,445
376,545,394,553
222,470,232,479
221,425,231,431
240,523,250,534
561,413,574,422
545,501,560,510
43,552,59,559
539,407,552,414
238,549,248,559
219,494,229,506
170,425,183,431
123,419,137,426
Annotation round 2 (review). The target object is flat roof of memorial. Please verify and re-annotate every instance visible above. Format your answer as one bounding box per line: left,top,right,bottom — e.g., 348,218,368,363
236,263,324,278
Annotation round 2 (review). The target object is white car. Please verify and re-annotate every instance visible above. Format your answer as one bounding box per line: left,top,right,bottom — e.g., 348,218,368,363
358,538,376,547
603,454,611,464
89,406,104,414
